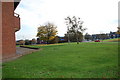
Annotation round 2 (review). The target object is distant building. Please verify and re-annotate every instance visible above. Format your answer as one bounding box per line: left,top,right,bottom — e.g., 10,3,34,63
58,37,68,43
85,31,120,41
1,0,21,60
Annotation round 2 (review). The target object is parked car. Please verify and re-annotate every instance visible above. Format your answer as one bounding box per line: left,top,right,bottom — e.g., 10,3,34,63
94,40,100,42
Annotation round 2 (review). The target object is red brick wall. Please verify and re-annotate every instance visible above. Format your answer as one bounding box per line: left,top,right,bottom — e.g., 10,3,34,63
2,2,16,59
14,16,20,32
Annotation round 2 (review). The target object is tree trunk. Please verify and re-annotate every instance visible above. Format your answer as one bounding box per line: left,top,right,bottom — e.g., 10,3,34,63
76,37,79,44
68,32,70,43
76,32,79,44
47,37,49,44
67,26,70,43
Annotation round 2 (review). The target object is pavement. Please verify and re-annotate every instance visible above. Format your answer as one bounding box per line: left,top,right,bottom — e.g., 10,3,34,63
16,47,39,55
2,47,40,62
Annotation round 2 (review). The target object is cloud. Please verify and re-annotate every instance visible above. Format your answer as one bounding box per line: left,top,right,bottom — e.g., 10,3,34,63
15,0,119,40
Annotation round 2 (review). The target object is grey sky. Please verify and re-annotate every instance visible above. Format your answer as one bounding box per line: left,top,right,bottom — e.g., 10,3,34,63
15,0,119,40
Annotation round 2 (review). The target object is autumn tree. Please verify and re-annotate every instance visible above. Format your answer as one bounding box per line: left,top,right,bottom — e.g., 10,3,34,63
65,16,86,44
16,40,25,45
49,36,59,44
117,26,120,34
36,23,58,44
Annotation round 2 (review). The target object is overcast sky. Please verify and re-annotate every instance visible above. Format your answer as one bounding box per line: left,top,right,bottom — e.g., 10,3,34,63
15,0,119,40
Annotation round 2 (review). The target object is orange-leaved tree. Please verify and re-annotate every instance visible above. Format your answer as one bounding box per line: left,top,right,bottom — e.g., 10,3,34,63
36,22,58,44
116,26,120,34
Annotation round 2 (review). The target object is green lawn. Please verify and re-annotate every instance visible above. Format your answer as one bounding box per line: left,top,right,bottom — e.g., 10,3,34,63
2,42,118,78
102,38,120,42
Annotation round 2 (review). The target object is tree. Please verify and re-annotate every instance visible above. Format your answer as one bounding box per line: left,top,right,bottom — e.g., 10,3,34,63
25,39,30,45
49,36,59,44
65,16,86,44
99,34,109,40
64,31,83,42
117,26,120,34
36,22,58,44
16,40,25,45
65,17,72,43
84,33,92,41
31,38,37,44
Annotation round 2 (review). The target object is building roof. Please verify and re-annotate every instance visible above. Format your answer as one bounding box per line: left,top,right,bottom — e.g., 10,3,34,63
14,0,21,10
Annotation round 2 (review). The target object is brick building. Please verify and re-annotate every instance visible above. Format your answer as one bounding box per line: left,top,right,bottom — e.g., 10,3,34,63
0,0,21,61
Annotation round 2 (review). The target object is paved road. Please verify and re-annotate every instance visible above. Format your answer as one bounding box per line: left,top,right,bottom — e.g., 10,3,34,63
2,47,40,62
16,47,39,55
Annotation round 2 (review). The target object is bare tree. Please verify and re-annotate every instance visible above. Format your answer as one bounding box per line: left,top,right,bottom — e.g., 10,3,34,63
65,17,72,43
65,16,87,44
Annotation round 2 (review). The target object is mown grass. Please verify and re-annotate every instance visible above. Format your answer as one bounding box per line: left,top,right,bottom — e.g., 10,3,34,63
102,38,120,42
3,42,118,78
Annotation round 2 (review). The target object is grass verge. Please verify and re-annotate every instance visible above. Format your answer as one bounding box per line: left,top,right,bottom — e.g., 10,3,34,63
3,42,118,78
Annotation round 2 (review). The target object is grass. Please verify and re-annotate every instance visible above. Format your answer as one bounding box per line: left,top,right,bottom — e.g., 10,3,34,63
3,42,118,78
16,45,20,47
102,38,120,42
